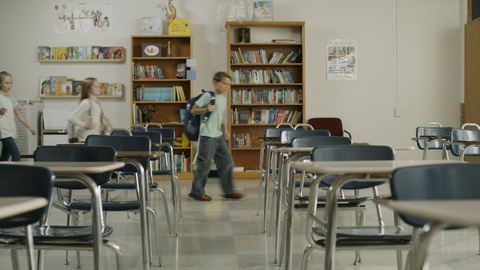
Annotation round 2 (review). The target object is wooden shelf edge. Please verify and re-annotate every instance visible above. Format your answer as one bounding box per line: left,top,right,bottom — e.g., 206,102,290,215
39,59,125,63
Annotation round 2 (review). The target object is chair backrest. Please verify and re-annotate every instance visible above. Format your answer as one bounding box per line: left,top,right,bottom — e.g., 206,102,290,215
279,129,330,144
415,126,453,150
307,117,344,137
129,124,147,132
291,136,352,148
311,145,394,189
106,128,132,136
85,134,151,172
34,145,117,189
146,127,175,153
0,164,53,228
131,130,162,152
390,163,480,228
264,127,293,139
450,128,480,157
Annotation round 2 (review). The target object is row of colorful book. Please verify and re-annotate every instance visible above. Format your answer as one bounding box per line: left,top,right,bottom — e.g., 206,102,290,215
40,75,123,97
230,69,295,84
38,46,124,60
174,154,191,173
132,63,164,79
231,88,302,104
230,48,300,64
232,133,252,148
231,108,302,125
133,85,186,101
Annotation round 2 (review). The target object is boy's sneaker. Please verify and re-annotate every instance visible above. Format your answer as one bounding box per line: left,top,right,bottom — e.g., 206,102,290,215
223,193,244,200
188,193,212,201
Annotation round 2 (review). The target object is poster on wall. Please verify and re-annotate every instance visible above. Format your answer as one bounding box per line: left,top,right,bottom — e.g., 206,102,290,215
327,39,357,81
52,2,113,34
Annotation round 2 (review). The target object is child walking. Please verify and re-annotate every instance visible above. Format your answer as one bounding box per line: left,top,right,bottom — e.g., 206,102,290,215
0,71,36,161
189,71,244,201
67,77,111,142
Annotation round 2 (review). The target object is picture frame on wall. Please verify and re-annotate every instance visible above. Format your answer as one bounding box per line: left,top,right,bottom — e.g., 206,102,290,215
253,1,274,21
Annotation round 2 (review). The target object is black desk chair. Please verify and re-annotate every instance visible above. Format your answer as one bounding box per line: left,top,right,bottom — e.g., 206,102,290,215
290,136,352,204
29,145,123,269
301,145,410,270
390,163,480,269
0,164,53,270
104,129,173,234
85,134,163,266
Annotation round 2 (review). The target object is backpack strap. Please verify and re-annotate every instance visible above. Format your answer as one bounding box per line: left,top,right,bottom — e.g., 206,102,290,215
201,90,216,123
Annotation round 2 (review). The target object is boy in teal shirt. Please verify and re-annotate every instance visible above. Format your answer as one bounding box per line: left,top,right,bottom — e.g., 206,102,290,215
189,71,244,201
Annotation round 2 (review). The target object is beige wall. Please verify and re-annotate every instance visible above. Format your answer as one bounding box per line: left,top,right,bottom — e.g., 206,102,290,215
0,0,463,160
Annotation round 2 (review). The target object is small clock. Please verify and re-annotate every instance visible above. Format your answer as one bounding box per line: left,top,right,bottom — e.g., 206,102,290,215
141,43,162,57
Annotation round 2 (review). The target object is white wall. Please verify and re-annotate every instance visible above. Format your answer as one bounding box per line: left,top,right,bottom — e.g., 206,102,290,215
0,0,462,159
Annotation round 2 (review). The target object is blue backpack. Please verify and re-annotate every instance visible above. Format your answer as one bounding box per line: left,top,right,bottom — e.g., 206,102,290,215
183,90,216,141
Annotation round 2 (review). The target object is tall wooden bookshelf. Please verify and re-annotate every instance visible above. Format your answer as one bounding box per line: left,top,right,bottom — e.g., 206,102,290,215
130,35,193,179
226,21,305,178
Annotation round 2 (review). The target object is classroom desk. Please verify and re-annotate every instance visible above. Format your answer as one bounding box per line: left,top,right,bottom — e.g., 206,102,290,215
0,197,48,219
0,161,125,270
289,159,461,270
412,135,450,160
379,200,480,270
269,145,416,265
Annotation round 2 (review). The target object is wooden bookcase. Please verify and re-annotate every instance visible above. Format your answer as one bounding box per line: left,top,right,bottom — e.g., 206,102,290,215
130,35,193,179
226,21,305,177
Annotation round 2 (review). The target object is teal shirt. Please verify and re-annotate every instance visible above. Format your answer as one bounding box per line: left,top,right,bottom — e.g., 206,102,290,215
195,91,226,138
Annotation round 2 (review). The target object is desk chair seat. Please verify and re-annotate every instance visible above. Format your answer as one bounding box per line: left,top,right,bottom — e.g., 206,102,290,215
300,145,409,270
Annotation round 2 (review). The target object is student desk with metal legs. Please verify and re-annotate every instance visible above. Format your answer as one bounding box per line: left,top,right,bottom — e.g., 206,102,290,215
289,160,460,270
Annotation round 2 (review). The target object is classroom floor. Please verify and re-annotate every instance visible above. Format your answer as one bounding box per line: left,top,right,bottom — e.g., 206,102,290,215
1,178,480,269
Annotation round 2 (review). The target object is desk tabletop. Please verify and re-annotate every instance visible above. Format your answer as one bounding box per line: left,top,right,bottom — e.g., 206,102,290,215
116,150,162,159
292,160,461,174
0,197,48,219
381,200,480,227
0,161,125,174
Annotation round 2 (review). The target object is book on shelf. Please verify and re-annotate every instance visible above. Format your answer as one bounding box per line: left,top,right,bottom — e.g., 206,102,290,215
179,108,186,122
175,86,186,101
72,80,83,96
54,47,69,60
176,63,186,79
59,80,73,96
107,82,123,96
54,77,75,96
39,75,52,96
38,46,51,60
232,133,252,148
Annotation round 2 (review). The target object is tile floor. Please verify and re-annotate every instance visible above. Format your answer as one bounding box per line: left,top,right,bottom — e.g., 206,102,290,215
1,178,480,269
